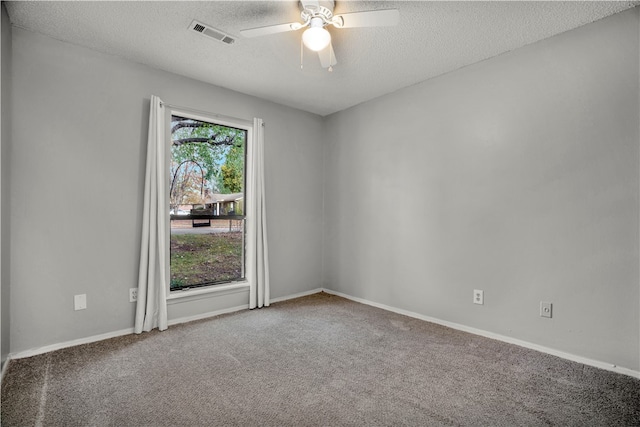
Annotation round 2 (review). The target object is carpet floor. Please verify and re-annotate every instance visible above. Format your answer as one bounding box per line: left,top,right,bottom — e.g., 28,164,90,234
1,292,639,426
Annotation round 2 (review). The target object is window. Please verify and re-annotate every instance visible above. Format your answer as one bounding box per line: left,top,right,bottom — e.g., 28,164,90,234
168,112,248,291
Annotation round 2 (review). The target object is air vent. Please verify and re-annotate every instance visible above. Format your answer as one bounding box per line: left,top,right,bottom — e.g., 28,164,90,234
189,20,235,45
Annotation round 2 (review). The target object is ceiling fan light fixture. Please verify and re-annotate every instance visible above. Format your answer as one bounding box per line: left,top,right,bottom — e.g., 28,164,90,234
241,2,399,69
302,22,331,51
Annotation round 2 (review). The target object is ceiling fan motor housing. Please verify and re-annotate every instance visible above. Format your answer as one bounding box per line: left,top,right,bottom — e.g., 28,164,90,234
300,0,335,25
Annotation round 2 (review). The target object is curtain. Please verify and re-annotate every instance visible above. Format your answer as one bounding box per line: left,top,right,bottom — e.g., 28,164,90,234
135,95,168,333
248,118,270,309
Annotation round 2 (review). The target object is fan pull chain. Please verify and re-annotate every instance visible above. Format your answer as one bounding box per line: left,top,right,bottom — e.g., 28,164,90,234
328,46,334,72
300,38,304,70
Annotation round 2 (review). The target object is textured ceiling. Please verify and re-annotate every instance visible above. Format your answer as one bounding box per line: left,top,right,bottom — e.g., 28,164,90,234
5,1,639,116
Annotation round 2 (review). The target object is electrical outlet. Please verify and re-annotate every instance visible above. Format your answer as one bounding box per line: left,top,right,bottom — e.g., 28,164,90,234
129,288,138,303
473,289,484,305
540,301,552,318
74,294,87,311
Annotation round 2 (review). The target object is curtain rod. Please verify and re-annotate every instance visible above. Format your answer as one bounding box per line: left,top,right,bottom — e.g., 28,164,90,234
159,101,255,127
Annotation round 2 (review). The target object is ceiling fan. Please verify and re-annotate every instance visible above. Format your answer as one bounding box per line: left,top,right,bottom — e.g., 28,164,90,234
240,0,399,70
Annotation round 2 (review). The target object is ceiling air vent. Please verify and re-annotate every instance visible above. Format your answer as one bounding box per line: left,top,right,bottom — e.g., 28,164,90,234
189,20,235,45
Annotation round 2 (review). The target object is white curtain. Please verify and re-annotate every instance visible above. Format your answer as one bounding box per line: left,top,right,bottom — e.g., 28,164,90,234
135,95,168,333
248,118,270,309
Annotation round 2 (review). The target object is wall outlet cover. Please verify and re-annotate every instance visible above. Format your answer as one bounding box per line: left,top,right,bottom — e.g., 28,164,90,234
74,294,87,311
129,288,138,303
540,301,552,318
473,289,484,305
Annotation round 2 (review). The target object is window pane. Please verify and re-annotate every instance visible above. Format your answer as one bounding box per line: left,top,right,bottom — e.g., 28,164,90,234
169,115,246,290
170,220,245,289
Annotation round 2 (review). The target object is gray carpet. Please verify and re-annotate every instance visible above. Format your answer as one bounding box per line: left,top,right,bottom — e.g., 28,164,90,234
1,292,639,426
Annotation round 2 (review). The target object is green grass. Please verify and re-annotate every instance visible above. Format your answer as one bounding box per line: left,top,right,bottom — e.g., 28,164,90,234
170,232,243,289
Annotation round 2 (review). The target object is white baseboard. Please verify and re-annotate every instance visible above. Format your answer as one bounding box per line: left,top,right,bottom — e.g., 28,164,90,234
270,287,324,304
322,288,640,380
168,287,325,324
10,287,634,379
5,288,325,361
168,288,325,325
0,354,10,385
168,304,249,326
9,327,135,360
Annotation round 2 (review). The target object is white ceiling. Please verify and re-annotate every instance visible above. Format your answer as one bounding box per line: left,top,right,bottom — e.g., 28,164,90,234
5,1,639,116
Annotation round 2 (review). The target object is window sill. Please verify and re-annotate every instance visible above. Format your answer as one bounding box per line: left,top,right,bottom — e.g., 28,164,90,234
166,281,250,304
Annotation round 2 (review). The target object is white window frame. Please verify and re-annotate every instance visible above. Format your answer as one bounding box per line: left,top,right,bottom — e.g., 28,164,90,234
164,108,254,302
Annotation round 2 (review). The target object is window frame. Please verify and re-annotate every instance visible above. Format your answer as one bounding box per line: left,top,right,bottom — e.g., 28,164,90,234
164,107,254,300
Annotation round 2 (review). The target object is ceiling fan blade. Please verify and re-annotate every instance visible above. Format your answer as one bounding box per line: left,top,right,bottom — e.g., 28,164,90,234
240,22,299,38
318,43,337,69
333,9,399,29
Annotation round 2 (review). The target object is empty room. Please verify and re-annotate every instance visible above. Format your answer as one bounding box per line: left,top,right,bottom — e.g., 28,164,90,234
0,1,639,425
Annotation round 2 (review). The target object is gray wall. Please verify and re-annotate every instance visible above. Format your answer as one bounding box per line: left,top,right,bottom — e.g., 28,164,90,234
1,3,11,363
9,28,324,353
5,5,640,373
323,8,640,371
